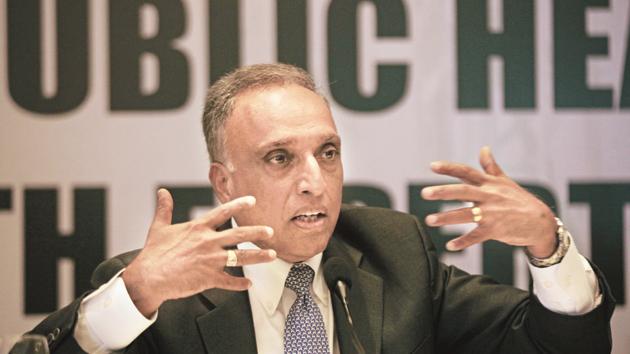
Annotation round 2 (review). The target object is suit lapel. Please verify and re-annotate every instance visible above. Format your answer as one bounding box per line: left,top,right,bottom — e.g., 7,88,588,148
196,267,257,354
192,229,384,354
325,236,384,354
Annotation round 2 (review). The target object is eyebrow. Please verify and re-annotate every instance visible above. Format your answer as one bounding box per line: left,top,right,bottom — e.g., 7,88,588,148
259,138,297,150
258,133,340,151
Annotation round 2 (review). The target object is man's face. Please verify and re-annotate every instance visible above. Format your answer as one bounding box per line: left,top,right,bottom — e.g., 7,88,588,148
214,84,343,262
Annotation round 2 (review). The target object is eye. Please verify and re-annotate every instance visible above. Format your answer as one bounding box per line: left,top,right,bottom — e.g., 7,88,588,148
266,150,291,165
320,145,339,160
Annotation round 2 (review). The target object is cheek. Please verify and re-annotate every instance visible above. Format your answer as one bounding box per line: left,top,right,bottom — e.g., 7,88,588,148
255,179,293,202
241,181,294,222
325,167,344,194
233,172,275,198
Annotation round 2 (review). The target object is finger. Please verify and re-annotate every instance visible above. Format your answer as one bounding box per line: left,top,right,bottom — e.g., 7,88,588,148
425,207,478,227
430,161,487,185
153,188,174,227
214,272,252,291
223,248,277,267
421,184,486,202
216,226,274,246
446,228,486,251
479,146,505,177
201,196,256,228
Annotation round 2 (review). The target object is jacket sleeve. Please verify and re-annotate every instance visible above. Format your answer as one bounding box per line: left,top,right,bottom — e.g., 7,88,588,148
22,251,141,353
24,296,88,354
417,216,616,354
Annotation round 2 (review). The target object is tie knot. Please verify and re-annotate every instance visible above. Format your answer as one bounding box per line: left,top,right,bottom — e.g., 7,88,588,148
285,263,315,296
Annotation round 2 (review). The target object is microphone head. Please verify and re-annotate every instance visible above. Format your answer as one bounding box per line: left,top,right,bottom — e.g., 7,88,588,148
323,257,354,292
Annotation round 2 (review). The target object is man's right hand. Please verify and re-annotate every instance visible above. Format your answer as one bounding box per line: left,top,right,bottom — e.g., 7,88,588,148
121,188,276,318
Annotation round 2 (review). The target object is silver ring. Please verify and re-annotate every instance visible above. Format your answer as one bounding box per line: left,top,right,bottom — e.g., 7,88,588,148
471,206,482,223
226,249,238,267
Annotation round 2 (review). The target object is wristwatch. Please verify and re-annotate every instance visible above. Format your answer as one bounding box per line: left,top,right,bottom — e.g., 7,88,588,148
525,217,571,268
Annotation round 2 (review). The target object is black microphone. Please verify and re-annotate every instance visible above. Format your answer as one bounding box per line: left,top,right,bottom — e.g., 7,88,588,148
323,257,366,354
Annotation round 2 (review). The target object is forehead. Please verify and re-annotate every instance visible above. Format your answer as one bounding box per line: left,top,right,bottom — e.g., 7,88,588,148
225,85,339,150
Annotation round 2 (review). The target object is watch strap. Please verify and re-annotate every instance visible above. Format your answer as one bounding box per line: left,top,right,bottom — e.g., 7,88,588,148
526,217,571,268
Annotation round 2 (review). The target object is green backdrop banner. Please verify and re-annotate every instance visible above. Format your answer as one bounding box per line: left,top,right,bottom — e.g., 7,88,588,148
1,0,628,352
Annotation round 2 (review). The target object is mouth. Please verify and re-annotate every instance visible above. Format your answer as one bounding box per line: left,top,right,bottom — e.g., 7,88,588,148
291,212,327,222
290,210,328,229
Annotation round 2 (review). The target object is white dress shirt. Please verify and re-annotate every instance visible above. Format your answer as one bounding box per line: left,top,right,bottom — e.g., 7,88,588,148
238,242,339,354
74,234,601,353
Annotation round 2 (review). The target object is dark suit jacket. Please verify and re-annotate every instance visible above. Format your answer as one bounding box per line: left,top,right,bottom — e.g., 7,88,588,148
29,205,615,353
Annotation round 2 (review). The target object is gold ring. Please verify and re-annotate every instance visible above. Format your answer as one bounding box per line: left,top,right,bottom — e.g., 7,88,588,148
226,249,238,267
471,206,482,223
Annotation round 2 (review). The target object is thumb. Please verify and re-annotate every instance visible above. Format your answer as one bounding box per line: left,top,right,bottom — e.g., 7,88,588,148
479,146,505,177
153,188,174,226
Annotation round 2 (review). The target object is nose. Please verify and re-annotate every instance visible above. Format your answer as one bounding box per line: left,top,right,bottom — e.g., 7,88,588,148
297,155,325,196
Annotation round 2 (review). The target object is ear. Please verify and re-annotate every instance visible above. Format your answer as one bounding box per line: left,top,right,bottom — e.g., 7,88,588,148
209,163,233,203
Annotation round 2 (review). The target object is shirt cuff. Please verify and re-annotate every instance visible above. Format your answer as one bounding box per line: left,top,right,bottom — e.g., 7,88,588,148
529,235,602,315
74,269,157,353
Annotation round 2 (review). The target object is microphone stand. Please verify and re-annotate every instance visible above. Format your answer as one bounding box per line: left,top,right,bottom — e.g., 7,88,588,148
335,280,366,354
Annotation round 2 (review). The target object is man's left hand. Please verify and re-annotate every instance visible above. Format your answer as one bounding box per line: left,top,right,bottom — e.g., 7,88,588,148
421,146,558,258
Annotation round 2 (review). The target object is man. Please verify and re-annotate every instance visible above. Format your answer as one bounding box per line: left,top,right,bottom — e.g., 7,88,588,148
28,63,614,353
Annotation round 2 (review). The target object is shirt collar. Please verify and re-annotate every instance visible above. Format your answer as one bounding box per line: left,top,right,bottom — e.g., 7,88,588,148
231,218,329,314
237,242,327,315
